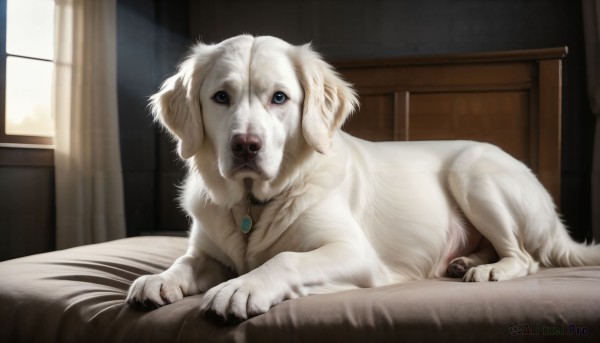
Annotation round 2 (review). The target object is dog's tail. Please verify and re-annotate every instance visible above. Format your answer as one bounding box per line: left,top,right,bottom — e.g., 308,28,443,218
539,222,600,267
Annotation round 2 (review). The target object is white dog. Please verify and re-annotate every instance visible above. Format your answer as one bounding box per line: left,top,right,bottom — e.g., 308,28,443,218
127,35,600,321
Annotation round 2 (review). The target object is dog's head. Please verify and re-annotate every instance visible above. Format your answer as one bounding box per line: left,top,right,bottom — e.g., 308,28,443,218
151,35,357,201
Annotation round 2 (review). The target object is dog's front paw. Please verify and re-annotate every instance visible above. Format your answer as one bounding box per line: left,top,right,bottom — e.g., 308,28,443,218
200,275,284,322
463,264,504,282
126,274,184,310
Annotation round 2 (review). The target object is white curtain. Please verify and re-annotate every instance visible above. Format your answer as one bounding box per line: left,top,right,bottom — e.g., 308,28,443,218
53,0,126,249
583,0,600,242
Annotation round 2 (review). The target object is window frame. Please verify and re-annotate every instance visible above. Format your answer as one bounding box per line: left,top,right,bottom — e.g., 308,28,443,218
0,0,54,147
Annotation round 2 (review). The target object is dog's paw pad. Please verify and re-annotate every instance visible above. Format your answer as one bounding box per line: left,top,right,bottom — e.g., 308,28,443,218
128,298,160,311
447,258,468,278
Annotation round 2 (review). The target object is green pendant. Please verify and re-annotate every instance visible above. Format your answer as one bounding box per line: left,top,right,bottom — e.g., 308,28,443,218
241,214,253,234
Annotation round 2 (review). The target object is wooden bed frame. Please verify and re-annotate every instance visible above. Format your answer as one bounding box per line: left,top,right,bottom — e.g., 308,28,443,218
335,47,567,204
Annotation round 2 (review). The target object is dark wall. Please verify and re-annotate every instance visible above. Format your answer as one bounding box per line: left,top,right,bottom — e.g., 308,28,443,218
0,164,54,260
117,0,190,236
190,0,582,57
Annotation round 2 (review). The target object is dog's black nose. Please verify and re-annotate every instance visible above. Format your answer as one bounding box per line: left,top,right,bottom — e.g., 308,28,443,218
230,134,263,159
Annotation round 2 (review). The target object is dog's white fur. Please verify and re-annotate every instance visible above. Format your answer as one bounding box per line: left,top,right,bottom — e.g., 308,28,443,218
127,35,600,320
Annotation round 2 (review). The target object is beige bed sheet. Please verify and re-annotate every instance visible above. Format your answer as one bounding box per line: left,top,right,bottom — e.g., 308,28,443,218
0,236,598,342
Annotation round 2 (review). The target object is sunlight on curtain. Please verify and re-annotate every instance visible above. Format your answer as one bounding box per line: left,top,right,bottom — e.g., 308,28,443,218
53,0,126,249
583,0,600,242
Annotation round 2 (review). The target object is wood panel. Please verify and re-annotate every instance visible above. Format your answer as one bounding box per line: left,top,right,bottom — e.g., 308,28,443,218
349,93,396,141
338,47,566,204
409,91,531,163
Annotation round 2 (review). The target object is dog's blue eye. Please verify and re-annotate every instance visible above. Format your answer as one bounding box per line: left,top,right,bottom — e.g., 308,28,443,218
271,92,288,104
213,91,230,105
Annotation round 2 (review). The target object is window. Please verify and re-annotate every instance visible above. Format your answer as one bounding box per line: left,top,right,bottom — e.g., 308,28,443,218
1,0,54,147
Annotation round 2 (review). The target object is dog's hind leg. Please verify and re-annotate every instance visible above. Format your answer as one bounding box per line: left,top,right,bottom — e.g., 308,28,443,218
447,238,498,278
448,144,543,282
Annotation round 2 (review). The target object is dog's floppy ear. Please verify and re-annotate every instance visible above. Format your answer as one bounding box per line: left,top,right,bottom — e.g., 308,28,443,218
294,44,359,154
150,44,215,159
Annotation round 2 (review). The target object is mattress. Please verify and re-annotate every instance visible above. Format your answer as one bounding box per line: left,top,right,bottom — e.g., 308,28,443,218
0,236,598,342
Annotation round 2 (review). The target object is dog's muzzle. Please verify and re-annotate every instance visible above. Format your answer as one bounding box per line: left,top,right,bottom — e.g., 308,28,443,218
229,134,263,173
230,134,262,159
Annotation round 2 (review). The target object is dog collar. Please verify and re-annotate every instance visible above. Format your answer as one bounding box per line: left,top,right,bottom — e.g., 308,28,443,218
240,193,272,235
241,194,253,234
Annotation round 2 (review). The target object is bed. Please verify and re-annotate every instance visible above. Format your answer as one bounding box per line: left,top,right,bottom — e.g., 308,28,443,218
2,47,599,342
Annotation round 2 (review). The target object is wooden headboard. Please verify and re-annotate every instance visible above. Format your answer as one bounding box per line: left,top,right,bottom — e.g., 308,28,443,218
335,47,567,204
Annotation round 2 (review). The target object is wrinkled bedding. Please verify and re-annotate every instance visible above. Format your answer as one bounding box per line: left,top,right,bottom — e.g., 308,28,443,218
0,236,598,342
